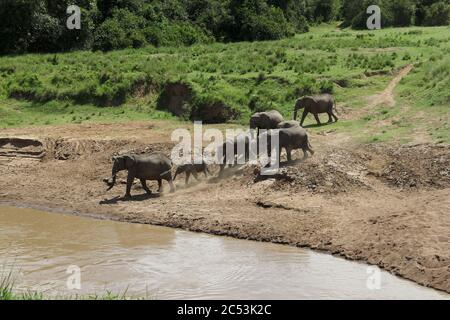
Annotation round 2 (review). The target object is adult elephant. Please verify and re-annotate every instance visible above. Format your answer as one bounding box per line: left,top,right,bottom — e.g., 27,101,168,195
265,126,314,163
105,153,175,198
250,110,284,136
293,94,338,126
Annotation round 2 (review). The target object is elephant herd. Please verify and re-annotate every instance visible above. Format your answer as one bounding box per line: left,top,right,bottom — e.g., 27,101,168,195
104,94,338,199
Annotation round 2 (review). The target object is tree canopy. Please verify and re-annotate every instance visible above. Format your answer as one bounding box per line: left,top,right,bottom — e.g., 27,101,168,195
0,0,448,54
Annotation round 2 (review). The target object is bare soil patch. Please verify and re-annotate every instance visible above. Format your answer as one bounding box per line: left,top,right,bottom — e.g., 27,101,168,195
0,122,449,293
366,64,414,109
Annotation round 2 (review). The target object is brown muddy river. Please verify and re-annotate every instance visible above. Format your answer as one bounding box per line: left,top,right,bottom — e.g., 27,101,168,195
0,206,448,299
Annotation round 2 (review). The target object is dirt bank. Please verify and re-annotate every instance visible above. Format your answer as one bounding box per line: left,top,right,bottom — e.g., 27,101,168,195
0,122,449,294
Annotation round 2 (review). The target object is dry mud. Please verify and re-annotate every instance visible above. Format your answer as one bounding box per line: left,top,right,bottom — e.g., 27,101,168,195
0,122,449,294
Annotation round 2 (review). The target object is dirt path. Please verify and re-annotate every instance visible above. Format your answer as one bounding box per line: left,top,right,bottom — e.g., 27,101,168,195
366,64,414,109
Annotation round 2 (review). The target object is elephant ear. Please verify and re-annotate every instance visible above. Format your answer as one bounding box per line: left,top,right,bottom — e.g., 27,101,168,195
123,154,136,170
260,112,271,122
295,98,305,108
250,114,260,128
306,96,318,105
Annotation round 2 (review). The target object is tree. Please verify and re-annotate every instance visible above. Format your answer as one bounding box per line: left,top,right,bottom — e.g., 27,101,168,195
310,0,342,23
269,0,309,32
229,0,293,41
386,0,416,26
341,0,366,27
423,1,450,25
96,0,144,20
94,9,147,51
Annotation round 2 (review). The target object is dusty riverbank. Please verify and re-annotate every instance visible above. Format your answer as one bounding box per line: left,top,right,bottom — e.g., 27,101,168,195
0,121,449,294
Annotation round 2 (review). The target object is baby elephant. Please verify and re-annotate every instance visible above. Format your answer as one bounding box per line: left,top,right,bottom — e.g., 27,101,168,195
277,120,301,129
174,161,211,185
294,94,338,126
105,153,175,199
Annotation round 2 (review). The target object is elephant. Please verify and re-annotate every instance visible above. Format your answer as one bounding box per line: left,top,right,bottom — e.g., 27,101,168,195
216,134,251,176
264,126,314,163
293,94,338,126
173,161,211,185
250,110,284,136
105,153,175,198
277,120,301,129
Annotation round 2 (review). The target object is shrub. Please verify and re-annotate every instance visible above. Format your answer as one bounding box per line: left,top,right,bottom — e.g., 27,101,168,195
319,80,334,94
94,19,131,51
388,0,416,27
423,2,450,26
230,0,294,41
192,96,240,123
93,9,147,51
144,22,212,47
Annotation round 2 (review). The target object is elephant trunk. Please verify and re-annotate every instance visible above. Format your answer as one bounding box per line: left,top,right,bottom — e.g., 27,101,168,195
106,175,116,191
106,161,119,190
293,109,298,121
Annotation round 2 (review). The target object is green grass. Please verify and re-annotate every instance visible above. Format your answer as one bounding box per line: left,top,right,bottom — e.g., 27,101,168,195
0,24,449,143
0,269,146,300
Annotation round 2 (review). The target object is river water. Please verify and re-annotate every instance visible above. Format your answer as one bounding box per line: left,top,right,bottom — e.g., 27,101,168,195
0,206,447,299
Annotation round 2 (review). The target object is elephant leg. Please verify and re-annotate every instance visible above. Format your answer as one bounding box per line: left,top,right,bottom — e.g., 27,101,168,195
286,147,293,162
300,111,308,127
157,179,163,193
313,113,322,126
332,111,338,122
173,169,180,181
140,179,152,195
167,178,175,193
125,172,135,199
327,112,333,123
185,172,191,185
302,146,309,160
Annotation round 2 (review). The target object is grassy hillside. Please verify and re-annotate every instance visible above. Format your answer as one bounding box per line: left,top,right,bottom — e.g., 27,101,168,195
0,24,449,143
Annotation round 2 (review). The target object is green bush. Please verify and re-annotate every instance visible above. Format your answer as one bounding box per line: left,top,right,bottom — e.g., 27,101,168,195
423,2,450,26
93,9,147,51
144,22,212,47
230,0,294,41
94,19,131,51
